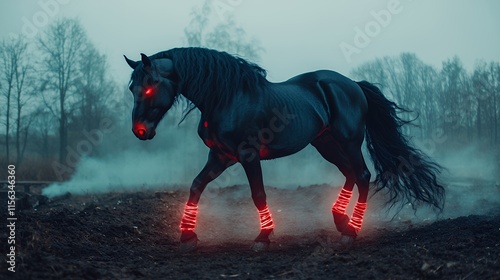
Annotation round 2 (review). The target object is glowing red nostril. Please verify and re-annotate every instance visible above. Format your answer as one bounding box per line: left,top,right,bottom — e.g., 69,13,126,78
138,129,146,136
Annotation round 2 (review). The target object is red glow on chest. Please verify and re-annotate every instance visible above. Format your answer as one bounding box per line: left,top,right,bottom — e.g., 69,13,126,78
145,88,153,96
259,147,270,158
204,139,239,162
203,121,209,128
317,126,331,137
205,139,216,148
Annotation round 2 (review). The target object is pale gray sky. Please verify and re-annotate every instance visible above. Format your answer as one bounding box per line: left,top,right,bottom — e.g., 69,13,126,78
1,0,499,85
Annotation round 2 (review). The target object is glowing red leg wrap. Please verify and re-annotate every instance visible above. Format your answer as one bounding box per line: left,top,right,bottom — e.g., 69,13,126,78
347,202,367,232
332,188,353,215
180,203,198,231
258,205,275,230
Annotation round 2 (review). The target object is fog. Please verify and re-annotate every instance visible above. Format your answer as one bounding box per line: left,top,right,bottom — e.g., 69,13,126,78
42,106,500,231
42,119,499,198
42,112,346,196
1,1,499,234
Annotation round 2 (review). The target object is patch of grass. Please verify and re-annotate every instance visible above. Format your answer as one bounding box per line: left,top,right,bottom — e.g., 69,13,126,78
0,156,73,181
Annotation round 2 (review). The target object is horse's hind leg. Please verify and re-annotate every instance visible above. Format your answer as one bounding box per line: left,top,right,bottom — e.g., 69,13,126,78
342,142,371,237
312,136,355,231
312,135,371,246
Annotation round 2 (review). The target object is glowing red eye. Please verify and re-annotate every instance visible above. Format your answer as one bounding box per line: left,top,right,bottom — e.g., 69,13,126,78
145,88,153,95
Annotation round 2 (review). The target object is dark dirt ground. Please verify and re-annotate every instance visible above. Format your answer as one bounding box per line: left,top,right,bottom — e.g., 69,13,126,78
1,184,499,280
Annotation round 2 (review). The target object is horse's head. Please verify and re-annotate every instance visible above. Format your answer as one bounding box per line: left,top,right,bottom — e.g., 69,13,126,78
124,53,176,140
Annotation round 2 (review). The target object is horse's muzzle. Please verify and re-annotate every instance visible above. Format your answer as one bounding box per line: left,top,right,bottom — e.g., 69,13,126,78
133,123,156,140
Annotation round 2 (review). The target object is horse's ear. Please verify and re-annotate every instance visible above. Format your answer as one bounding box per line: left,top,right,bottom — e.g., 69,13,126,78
141,53,151,70
156,58,173,78
124,55,139,69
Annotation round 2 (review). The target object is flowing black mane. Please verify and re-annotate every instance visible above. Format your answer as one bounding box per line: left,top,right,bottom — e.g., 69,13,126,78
151,47,268,116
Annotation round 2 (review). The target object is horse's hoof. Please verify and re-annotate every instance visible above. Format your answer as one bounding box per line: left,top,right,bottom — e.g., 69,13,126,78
179,238,198,253
251,241,270,252
332,212,350,233
331,235,355,250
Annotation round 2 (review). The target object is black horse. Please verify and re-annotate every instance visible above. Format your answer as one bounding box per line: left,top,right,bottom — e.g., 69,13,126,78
124,47,444,252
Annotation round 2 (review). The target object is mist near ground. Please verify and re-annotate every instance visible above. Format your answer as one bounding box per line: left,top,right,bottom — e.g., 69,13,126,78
42,106,500,232
42,111,346,196
1,1,497,240
42,128,499,198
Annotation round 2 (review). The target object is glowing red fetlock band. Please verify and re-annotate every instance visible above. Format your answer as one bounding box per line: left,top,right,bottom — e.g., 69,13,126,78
332,188,353,214
180,204,198,231
347,202,367,232
258,205,274,230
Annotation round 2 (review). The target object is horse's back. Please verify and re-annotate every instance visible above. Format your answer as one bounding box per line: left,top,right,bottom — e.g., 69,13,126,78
283,70,368,141
210,69,368,160
284,70,366,108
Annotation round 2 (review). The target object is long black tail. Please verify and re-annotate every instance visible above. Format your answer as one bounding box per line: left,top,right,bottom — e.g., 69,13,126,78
357,81,445,210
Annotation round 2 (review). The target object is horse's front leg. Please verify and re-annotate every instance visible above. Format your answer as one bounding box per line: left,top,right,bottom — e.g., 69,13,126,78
240,154,274,252
179,150,233,252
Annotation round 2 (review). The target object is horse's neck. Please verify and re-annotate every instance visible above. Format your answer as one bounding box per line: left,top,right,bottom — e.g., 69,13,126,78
179,81,275,116
179,91,206,113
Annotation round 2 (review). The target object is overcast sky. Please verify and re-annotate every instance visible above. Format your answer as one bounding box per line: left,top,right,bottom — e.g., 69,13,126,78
1,0,499,84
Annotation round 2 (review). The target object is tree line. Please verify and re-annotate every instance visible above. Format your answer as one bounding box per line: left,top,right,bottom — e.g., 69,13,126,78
2,8,497,181
0,18,121,180
351,53,499,155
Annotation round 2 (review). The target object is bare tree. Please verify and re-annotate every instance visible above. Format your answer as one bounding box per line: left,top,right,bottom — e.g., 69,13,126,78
0,40,15,162
184,0,264,61
440,57,468,140
351,58,388,90
13,40,34,166
472,61,500,146
38,18,87,163
31,106,56,160
493,63,500,145
1,37,34,165
417,64,439,138
73,43,116,132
